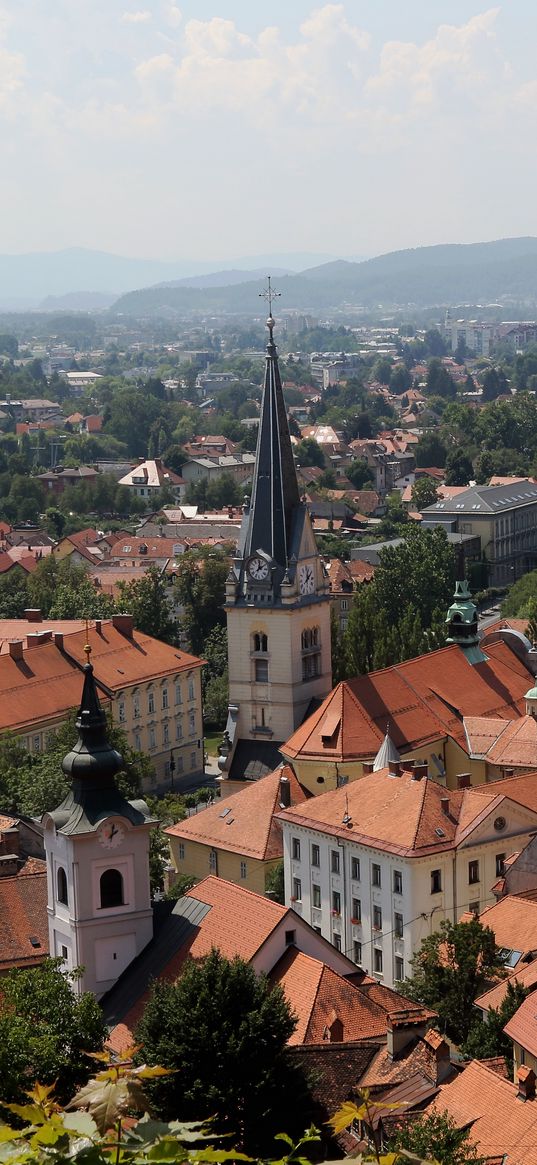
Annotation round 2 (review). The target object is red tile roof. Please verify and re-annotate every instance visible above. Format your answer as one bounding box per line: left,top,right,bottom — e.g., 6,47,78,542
465,714,537,767
429,1058,537,1165
477,891,537,962
271,949,397,1045
504,992,537,1056
61,622,202,692
166,766,308,861
0,863,48,969
278,766,537,859
475,958,537,1014
282,642,532,763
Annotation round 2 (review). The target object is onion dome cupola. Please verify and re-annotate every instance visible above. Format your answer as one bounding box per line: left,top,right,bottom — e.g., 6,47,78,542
446,547,487,665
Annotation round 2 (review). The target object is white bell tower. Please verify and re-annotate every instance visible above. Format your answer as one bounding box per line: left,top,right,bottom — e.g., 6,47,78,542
43,648,155,999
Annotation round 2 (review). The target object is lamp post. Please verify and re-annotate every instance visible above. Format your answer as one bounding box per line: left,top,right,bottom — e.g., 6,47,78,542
169,749,176,792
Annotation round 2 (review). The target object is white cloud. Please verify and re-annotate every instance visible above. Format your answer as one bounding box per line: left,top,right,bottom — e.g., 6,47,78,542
121,10,152,24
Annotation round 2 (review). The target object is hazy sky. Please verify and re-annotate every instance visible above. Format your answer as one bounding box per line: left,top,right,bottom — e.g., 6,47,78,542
1,2,537,261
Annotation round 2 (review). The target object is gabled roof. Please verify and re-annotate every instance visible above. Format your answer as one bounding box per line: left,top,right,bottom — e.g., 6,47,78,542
429,1058,537,1165
282,641,532,762
270,947,431,1045
478,891,537,964
504,992,537,1056
165,765,308,861
60,623,202,692
424,478,537,515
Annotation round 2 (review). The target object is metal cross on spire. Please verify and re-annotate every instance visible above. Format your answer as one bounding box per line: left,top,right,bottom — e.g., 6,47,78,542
259,276,281,340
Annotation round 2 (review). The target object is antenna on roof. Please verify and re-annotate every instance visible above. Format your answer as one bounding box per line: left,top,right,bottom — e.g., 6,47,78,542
342,792,352,828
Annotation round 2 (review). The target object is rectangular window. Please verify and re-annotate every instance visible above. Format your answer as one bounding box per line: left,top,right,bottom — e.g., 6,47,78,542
134,733,141,752
118,701,126,723
353,940,362,964
163,722,170,745
333,934,342,951
209,850,217,872
33,735,41,752
255,659,269,682
176,720,183,740
331,850,340,875
373,905,382,931
431,869,442,894
188,680,195,701
162,688,169,710
496,853,506,877
311,843,320,867
190,752,196,770
149,727,156,750
469,901,479,915
188,712,196,735
148,691,155,715
285,929,295,945
351,897,361,923
175,683,182,705
240,861,247,880
351,856,360,881
292,838,301,861
393,869,403,895
394,911,404,938
178,843,185,860
61,945,68,960
469,860,480,885
340,599,348,611
372,863,381,887
332,890,341,915
292,877,302,901
177,755,184,773
373,948,383,974
312,884,321,909
395,956,404,982
133,695,140,719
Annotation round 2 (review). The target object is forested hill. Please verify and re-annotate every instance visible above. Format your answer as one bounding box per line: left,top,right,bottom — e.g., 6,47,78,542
111,237,537,317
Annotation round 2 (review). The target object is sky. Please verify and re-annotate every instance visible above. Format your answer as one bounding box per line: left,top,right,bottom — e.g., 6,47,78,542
1,1,537,262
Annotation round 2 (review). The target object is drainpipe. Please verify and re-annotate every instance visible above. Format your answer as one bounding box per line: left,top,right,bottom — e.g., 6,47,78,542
338,838,347,959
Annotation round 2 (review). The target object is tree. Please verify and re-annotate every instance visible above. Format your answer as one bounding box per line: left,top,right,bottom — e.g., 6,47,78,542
424,328,447,357
294,437,325,468
265,860,285,904
175,553,227,655
461,979,527,1068
411,477,439,511
502,568,537,617
401,917,500,1045
415,432,447,468
389,365,412,395
0,958,105,1104
48,576,116,620
135,948,305,1154
389,1110,484,1165
481,366,508,402
117,565,178,645
0,568,29,617
425,359,456,400
346,458,374,489
444,448,473,486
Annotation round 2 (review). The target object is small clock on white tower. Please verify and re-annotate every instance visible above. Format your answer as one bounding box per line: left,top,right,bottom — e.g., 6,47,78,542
299,564,315,595
98,822,126,850
248,556,270,582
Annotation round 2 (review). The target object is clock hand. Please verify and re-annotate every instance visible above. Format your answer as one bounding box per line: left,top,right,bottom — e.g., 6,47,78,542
110,824,118,838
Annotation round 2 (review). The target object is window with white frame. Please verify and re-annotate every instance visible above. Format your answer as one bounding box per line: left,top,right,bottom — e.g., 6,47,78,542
312,884,321,908
394,911,403,938
373,905,382,931
373,948,383,974
393,869,403,895
395,956,404,981
118,700,126,723
134,733,141,752
332,890,341,914
351,856,360,881
333,934,342,951
351,897,361,924
149,727,156,750
354,940,362,964
163,722,170,745
292,877,302,901
188,678,194,701
188,712,196,735
292,837,301,861
133,693,140,719
148,690,155,715
175,682,182,705
331,850,340,875
176,720,183,740
372,863,381,887
162,688,169,710
311,843,320,867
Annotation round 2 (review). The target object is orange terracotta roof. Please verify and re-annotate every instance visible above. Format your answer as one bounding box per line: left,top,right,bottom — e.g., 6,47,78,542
0,618,89,652
0,814,18,831
504,992,537,1056
166,766,308,861
61,623,202,692
478,892,537,962
109,537,188,560
465,714,537,767
282,641,531,763
468,771,537,816
0,865,48,969
278,766,464,858
429,1059,537,1165
0,638,106,733
360,1029,450,1090
475,958,537,1014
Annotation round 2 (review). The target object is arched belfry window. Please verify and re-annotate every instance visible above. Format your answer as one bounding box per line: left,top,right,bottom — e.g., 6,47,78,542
100,868,124,909
253,632,268,653
57,866,68,906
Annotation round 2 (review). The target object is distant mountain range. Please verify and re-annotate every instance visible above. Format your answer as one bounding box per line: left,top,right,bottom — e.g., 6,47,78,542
111,237,537,318
0,248,338,310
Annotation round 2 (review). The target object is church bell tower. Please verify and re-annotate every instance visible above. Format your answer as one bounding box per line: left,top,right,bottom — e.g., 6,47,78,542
43,646,155,998
220,283,332,778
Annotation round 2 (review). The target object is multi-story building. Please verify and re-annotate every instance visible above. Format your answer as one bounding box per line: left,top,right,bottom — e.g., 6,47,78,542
422,480,537,584
277,762,537,988
0,616,204,791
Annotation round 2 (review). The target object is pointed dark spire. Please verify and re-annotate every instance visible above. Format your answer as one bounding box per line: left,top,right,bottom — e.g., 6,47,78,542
62,647,123,783
244,283,300,568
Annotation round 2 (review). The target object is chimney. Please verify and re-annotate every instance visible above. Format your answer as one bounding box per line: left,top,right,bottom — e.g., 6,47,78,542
388,761,402,777
423,1029,451,1081
412,760,428,781
26,630,52,648
0,854,19,878
517,1066,536,1101
279,774,291,809
362,761,374,775
505,768,515,779
440,796,450,816
457,772,471,789
8,640,24,661
95,619,102,634
23,608,42,623
53,632,64,650
386,1010,428,1059
112,613,134,638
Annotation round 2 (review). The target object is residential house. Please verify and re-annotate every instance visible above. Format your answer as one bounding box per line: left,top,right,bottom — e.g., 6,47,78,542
180,453,256,485
37,465,99,496
166,766,308,896
118,459,186,502
277,763,537,988
426,1058,537,1165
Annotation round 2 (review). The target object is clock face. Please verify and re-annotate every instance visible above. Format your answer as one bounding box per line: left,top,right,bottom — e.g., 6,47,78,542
299,564,315,595
98,822,126,850
248,556,270,581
